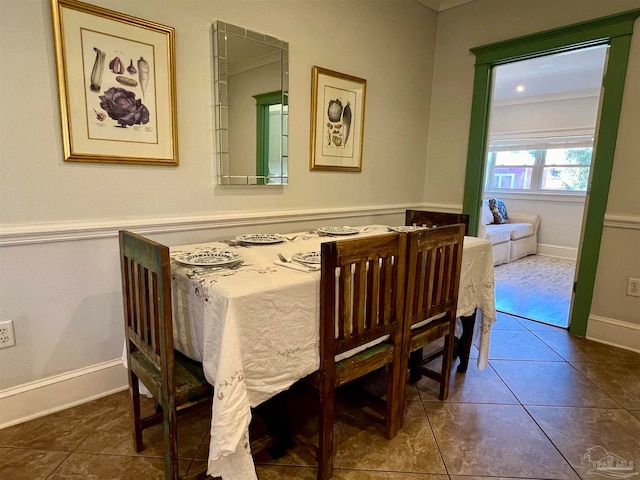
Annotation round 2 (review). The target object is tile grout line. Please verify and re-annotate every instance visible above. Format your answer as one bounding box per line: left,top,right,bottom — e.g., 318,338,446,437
488,315,639,480
488,357,584,480
44,451,73,480
416,380,452,477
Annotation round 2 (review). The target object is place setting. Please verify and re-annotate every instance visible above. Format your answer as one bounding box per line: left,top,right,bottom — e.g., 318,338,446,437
235,233,286,244
171,248,247,275
274,251,321,272
386,224,431,233
220,233,286,248
229,231,323,245
312,226,376,236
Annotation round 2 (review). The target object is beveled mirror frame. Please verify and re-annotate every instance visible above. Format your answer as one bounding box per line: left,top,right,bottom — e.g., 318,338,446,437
213,21,289,185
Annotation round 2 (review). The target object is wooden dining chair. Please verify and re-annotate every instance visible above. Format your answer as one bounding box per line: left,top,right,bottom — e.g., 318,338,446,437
401,224,465,401
313,232,407,480
405,211,477,373
405,209,470,235
119,230,212,480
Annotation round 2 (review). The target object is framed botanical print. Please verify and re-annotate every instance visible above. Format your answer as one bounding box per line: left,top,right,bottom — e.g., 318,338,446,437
310,66,366,172
50,0,178,165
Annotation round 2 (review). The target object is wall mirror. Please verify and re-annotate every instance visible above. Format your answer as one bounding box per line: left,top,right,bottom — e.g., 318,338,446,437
213,21,288,185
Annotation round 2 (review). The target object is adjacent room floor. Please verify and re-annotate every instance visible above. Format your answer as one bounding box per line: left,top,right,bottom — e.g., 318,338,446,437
1,312,639,479
493,254,576,328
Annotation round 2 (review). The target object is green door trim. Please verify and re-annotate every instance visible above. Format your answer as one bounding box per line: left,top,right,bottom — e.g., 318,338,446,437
462,9,640,336
471,10,640,66
253,90,284,184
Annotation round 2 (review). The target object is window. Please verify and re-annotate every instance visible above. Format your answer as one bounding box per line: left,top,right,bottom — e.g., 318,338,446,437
485,136,593,194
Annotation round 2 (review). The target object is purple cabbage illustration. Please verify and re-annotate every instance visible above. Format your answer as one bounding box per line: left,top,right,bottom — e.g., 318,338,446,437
98,87,149,127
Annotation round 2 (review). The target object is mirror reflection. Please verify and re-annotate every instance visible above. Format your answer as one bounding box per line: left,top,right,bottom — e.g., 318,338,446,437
213,21,288,185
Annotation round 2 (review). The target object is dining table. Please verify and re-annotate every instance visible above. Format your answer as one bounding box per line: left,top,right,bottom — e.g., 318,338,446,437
169,224,496,479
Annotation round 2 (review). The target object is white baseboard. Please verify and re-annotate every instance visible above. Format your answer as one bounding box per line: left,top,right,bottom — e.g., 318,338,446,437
586,315,640,353
0,359,128,429
537,243,578,260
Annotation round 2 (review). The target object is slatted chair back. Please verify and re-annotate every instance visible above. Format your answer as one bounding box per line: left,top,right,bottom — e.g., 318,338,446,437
119,230,211,480
320,233,407,383
316,232,407,480
405,209,470,235
120,230,173,401
402,223,465,401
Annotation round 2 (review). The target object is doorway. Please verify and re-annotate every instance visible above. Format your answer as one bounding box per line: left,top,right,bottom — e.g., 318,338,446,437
461,10,640,336
484,45,608,328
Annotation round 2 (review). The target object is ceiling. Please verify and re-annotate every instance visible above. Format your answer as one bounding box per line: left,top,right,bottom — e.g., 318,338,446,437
492,45,608,102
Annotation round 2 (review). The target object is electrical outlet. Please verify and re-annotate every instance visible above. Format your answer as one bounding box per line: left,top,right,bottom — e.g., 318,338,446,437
627,278,640,298
0,319,16,348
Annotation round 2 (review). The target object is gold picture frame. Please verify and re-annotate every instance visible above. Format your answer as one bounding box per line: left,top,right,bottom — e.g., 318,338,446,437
51,0,178,165
310,66,366,172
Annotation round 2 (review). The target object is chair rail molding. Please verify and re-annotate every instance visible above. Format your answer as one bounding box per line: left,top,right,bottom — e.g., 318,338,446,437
3,204,632,247
0,203,433,247
603,213,640,230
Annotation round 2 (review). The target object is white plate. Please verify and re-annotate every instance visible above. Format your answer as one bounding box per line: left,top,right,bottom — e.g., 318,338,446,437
235,233,285,244
172,249,242,267
387,225,429,233
317,226,360,235
292,251,321,264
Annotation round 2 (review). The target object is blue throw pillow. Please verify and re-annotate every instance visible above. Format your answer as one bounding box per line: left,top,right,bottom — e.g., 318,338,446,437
488,198,509,224
496,198,509,222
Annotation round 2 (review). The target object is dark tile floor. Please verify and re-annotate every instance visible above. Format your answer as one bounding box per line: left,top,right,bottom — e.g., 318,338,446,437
1,311,639,479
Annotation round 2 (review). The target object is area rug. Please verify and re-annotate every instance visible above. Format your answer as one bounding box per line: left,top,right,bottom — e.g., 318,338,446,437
493,255,576,328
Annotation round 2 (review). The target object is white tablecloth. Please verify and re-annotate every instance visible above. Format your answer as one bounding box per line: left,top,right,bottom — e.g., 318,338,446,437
455,235,497,369
170,225,496,479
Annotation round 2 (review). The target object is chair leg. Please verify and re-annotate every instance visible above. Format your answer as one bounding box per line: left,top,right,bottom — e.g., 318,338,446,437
317,383,335,480
385,359,405,439
128,372,144,452
438,333,455,401
163,400,179,480
408,348,423,383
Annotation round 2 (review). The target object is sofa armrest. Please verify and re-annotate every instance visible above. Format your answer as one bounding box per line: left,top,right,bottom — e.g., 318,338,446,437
477,221,487,239
508,212,541,234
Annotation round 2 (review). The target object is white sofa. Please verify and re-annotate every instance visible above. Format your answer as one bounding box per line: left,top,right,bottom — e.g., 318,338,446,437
478,201,540,266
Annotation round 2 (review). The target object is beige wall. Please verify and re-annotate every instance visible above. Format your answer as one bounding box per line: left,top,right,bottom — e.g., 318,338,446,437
0,0,436,226
424,0,640,336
